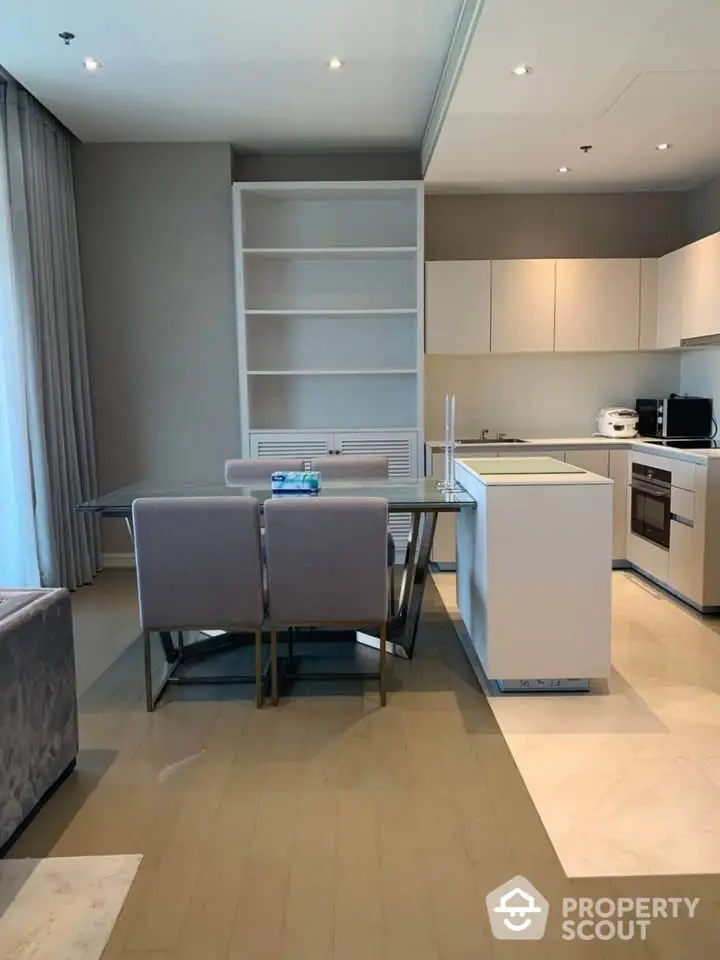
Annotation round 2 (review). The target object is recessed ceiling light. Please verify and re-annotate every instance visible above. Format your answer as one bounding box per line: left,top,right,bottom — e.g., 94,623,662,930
83,57,101,71
328,56,344,70
656,142,672,151
512,64,532,76
557,166,571,174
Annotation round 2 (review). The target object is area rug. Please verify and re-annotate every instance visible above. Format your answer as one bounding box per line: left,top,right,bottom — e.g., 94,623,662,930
0,854,141,959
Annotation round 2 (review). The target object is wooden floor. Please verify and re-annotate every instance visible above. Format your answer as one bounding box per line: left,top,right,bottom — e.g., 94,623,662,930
6,572,720,958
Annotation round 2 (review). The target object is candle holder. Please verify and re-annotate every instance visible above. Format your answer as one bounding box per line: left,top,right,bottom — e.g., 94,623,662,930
437,393,462,492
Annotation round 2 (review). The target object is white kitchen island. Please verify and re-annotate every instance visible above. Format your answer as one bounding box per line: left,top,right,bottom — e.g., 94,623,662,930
454,456,613,692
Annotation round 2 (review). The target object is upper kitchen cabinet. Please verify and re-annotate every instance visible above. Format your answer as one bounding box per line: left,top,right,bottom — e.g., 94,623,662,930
656,246,686,349
639,259,659,350
681,232,720,343
425,260,491,354
490,259,555,353
554,258,641,352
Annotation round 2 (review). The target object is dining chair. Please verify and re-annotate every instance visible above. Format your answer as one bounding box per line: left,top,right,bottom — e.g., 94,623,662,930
225,458,304,484
264,496,390,706
310,454,390,480
310,454,395,613
132,496,266,711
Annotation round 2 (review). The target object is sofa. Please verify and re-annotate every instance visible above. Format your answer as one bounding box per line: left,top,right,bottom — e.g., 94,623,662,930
0,588,78,852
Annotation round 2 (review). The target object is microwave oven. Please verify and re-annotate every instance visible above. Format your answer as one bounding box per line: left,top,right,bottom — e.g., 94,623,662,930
636,396,713,439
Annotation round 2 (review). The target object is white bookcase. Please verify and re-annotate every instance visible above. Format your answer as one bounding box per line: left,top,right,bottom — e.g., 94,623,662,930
232,181,425,553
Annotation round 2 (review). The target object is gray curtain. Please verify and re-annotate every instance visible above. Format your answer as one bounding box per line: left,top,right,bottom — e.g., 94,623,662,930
0,80,100,589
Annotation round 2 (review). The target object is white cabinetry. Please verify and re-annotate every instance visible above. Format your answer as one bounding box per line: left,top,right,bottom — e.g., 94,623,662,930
249,432,332,459
608,451,629,562
233,181,424,476
250,429,417,552
554,259,641,352
490,259,555,353
639,259,659,350
562,449,626,562
681,232,720,342
656,246,686,348
669,519,703,602
562,449,610,475
425,261,491,354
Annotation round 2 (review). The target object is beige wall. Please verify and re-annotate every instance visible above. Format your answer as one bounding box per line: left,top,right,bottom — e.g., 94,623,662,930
426,352,681,441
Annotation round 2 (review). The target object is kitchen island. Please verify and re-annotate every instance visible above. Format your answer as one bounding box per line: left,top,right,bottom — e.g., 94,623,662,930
454,456,613,692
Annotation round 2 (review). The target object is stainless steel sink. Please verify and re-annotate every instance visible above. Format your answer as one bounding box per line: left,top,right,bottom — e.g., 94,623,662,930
456,437,526,444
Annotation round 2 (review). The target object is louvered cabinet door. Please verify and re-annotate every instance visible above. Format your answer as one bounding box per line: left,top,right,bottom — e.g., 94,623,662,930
249,432,333,460
333,431,419,560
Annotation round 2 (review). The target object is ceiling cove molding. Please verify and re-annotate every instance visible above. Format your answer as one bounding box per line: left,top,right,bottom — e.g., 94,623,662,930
420,0,486,175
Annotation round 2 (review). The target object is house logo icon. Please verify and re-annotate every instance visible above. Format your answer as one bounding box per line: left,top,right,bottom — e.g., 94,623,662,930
486,876,549,940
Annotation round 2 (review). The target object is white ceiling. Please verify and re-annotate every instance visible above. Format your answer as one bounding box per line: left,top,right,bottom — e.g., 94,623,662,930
426,0,720,192
0,0,463,146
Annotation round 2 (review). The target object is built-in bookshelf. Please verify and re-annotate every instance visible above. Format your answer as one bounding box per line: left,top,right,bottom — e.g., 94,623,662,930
232,181,424,553
232,181,424,466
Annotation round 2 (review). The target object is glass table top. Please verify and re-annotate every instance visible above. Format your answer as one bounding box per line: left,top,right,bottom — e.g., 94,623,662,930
77,476,476,516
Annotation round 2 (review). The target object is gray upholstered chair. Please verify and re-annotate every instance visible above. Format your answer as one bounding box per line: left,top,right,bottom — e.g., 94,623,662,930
310,454,389,480
310,454,395,612
132,496,266,711
225,458,304,485
264,497,390,706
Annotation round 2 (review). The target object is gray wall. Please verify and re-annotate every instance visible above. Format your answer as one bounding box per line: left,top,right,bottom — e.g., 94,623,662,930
73,143,239,554
425,192,689,260
686,174,720,243
233,149,421,182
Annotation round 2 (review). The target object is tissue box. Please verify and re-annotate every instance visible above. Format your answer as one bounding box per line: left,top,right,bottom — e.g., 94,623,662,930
271,471,321,495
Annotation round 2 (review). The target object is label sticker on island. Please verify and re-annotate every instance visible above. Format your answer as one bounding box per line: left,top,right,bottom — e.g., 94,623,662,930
498,678,590,693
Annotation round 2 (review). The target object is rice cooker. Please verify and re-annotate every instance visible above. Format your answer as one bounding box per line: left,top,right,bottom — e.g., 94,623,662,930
596,407,639,438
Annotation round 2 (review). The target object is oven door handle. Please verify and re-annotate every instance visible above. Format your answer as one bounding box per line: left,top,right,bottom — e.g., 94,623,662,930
631,480,671,497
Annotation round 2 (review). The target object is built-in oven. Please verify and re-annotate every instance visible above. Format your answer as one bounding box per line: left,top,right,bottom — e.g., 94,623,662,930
631,462,671,550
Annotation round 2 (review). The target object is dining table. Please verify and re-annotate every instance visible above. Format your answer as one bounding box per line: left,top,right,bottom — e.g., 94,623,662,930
77,476,475,679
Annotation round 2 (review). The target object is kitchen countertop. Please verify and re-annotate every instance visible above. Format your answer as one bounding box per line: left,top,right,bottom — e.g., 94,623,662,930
457,456,613,486
427,436,720,466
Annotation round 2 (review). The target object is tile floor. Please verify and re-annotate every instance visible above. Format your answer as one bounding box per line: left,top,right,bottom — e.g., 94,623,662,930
3,570,720,957
435,570,720,877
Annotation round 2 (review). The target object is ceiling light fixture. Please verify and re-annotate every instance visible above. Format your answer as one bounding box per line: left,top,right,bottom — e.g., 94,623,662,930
328,56,344,70
656,142,672,151
83,56,101,71
557,166,571,174
512,64,532,76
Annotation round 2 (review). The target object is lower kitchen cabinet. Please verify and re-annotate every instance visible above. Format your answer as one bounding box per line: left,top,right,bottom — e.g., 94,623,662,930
563,449,626,561
608,451,629,563
668,518,703,603
250,429,418,557
563,449,610,475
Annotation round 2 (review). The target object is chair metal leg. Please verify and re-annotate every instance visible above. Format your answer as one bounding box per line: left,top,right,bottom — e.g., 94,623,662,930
379,622,387,706
271,627,279,705
255,627,264,708
144,630,154,712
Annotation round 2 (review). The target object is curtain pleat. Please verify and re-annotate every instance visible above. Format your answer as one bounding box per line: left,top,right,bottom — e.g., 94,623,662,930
0,81,100,588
